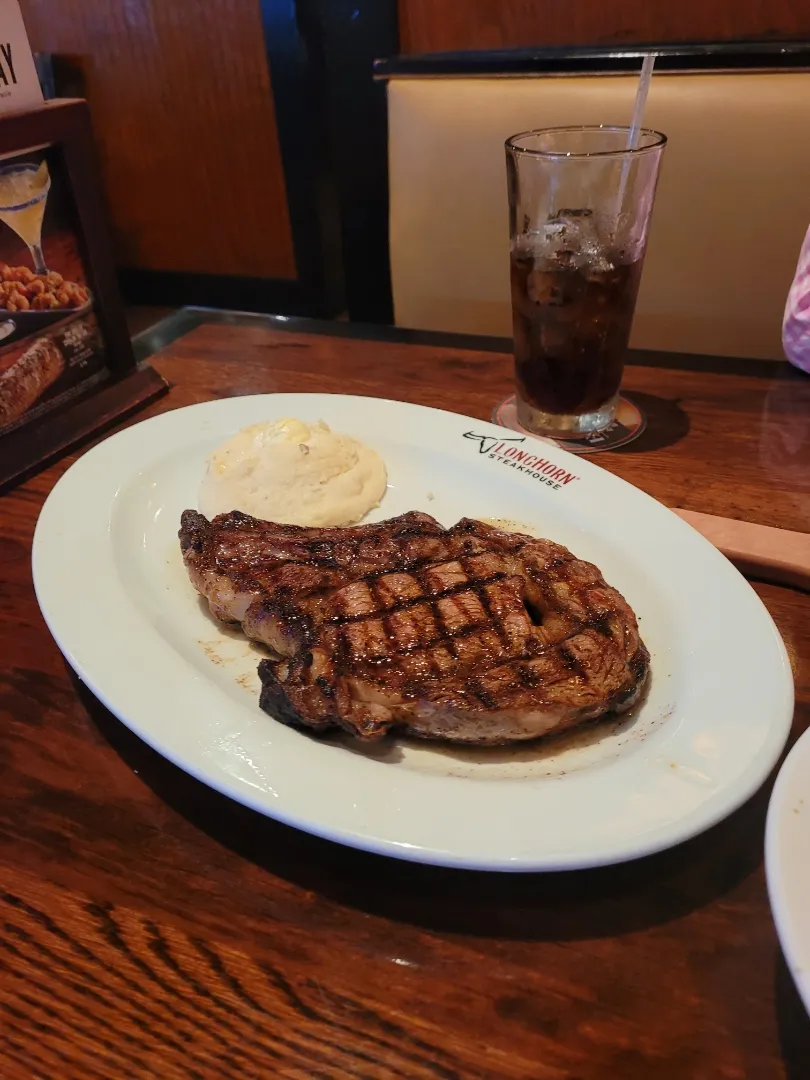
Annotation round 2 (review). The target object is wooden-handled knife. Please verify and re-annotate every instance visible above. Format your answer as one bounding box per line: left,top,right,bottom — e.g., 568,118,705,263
674,509,810,592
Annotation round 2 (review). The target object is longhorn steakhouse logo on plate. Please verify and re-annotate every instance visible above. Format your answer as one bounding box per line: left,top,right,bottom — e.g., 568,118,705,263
462,432,580,490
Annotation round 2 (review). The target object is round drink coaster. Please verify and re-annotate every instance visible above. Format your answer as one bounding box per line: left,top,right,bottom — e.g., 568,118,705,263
491,394,645,454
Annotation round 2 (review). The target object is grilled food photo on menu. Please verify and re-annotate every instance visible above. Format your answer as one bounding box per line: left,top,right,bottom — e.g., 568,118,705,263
0,335,64,426
179,508,649,746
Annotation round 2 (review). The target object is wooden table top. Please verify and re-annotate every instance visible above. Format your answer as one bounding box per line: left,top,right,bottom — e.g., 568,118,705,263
3,309,810,1079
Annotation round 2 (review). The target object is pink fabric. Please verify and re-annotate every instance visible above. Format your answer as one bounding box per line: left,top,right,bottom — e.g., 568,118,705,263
783,226,810,373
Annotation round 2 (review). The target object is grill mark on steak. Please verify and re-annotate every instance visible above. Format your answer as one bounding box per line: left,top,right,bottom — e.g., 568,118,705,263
557,642,586,676
467,678,498,709
179,509,650,744
516,662,540,689
315,569,510,625
470,564,513,655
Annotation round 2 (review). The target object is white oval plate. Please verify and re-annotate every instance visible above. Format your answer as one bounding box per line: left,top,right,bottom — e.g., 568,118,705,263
766,727,810,1012
32,394,794,871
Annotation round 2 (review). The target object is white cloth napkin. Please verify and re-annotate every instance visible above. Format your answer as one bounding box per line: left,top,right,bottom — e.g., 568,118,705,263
784,225,810,373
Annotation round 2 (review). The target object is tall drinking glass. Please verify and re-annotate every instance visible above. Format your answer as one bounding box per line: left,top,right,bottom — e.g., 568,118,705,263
506,126,666,437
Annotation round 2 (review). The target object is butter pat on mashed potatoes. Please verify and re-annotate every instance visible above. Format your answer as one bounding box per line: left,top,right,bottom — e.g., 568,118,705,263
199,418,387,527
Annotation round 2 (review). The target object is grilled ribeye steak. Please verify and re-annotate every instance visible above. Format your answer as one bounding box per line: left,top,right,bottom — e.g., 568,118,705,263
179,509,649,744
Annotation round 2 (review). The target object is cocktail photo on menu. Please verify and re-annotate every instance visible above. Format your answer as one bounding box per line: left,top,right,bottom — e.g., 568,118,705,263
0,142,104,432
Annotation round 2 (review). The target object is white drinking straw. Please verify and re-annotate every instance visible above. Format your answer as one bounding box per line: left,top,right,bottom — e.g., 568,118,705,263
627,53,656,152
615,54,656,225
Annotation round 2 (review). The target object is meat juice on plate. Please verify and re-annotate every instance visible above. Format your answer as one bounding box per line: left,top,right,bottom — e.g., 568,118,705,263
510,211,643,416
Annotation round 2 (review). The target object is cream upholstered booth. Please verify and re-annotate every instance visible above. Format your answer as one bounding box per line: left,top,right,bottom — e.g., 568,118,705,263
387,69,810,360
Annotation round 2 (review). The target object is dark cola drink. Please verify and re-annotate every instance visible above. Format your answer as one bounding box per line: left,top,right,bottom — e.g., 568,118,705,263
510,223,643,425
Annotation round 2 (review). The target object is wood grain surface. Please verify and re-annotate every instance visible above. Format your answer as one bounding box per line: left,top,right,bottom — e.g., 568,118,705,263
2,316,810,1078
399,0,810,54
19,0,296,279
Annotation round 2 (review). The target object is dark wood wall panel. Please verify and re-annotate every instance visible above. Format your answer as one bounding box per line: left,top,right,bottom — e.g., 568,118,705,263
399,0,810,54
20,0,297,280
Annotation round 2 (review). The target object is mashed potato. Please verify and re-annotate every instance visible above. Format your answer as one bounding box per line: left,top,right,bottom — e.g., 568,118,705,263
199,418,387,527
